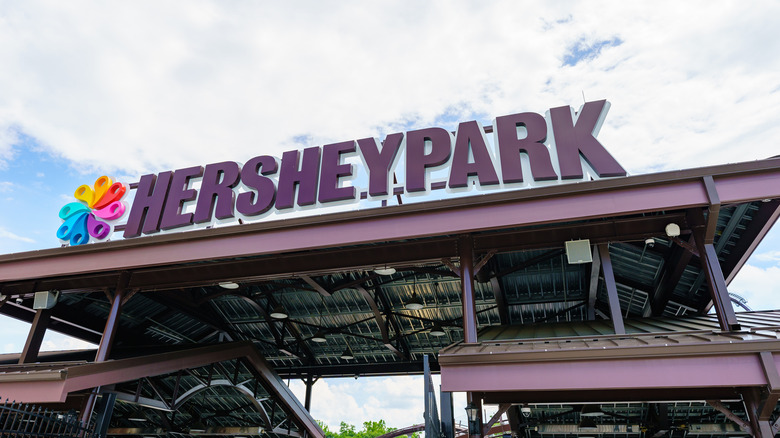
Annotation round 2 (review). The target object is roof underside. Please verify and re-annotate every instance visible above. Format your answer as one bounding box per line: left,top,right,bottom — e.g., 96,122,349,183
0,159,779,436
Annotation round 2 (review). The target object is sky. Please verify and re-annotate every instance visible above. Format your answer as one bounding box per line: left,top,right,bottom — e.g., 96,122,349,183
1,0,780,431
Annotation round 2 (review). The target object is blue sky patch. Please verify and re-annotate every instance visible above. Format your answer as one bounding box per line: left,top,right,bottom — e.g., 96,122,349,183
563,37,623,66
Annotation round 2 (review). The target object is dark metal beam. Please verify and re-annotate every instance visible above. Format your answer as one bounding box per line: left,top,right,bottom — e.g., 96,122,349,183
357,286,404,359
18,308,52,364
744,387,774,438
702,175,721,244
373,284,410,360
81,273,129,426
482,404,510,437
300,275,331,297
0,300,103,344
233,292,315,363
689,210,740,331
587,246,601,320
488,276,510,325
723,199,780,283
277,360,439,379
598,245,625,334
759,351,780,421
645,236,694,317
304,374,314,412
145,289,238,342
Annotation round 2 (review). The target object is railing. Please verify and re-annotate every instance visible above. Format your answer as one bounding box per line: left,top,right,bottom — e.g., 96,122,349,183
0,400,97,438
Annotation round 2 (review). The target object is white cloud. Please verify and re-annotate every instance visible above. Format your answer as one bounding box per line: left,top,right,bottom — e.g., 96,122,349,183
728,263,780,311
289,374,493,431
0,2,778,178
0,226,35,243
0,182,13,192
40,332,97,352
290,376,425,430
754,250,780,263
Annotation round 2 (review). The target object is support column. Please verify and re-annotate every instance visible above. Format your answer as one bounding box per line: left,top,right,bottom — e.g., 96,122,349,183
304,374,314,412
440,389,455,438
18,308,52,364
744,388,775,438
459,235,478,344
598,245,625,335
93,392,117,437
424,355,439,438
79,278,128,428
689,209,740,331
587,246,601,320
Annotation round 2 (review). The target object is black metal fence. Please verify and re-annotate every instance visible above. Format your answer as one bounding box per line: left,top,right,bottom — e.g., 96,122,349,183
0,400,96,438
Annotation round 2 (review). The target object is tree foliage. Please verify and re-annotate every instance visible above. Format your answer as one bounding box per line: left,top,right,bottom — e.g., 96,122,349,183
318,420,419,438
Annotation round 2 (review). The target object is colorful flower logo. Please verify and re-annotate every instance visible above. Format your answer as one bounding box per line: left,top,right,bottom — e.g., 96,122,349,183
57,176,128,246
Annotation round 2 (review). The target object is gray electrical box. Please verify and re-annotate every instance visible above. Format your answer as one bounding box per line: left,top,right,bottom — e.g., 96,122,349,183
33,291,58,310
565,239,593,264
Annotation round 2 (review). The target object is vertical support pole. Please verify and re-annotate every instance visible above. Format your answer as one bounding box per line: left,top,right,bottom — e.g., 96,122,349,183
304,374,314,412
79,275,128,429
93,392,117,437
598,245,625,335
440,389,455,438
18,308,52,364
459,235,478,344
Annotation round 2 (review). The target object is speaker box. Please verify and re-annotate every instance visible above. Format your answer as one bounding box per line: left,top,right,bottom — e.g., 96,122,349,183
565,239,592,264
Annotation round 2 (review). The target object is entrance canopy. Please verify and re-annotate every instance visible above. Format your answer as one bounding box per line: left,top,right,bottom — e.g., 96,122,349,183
0,157,779,434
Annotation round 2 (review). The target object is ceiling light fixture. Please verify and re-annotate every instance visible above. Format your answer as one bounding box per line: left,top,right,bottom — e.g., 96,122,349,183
405,276,424,310
580,405,604,417
429,323,446,337
665,223,681,237
374,266,396,276
311,330,327,343
218,281,239,290
405,293,424,310
340,346,355,360
270,304,288,319
311,295,328,343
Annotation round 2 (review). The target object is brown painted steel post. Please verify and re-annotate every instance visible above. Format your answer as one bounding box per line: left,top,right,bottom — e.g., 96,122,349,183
459,235,478,344
79,279,127,429
598,245,626,335
94,287,125,363
18,308,52,364
744,388,774,438
689,209,740,331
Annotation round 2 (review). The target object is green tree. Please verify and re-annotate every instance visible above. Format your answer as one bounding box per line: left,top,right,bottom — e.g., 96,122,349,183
318,419,419,438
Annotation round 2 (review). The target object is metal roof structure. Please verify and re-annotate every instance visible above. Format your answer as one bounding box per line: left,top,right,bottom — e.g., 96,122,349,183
0,157,779,437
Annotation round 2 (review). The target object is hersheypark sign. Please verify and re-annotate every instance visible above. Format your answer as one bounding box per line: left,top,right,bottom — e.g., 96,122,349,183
57,100,626,245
